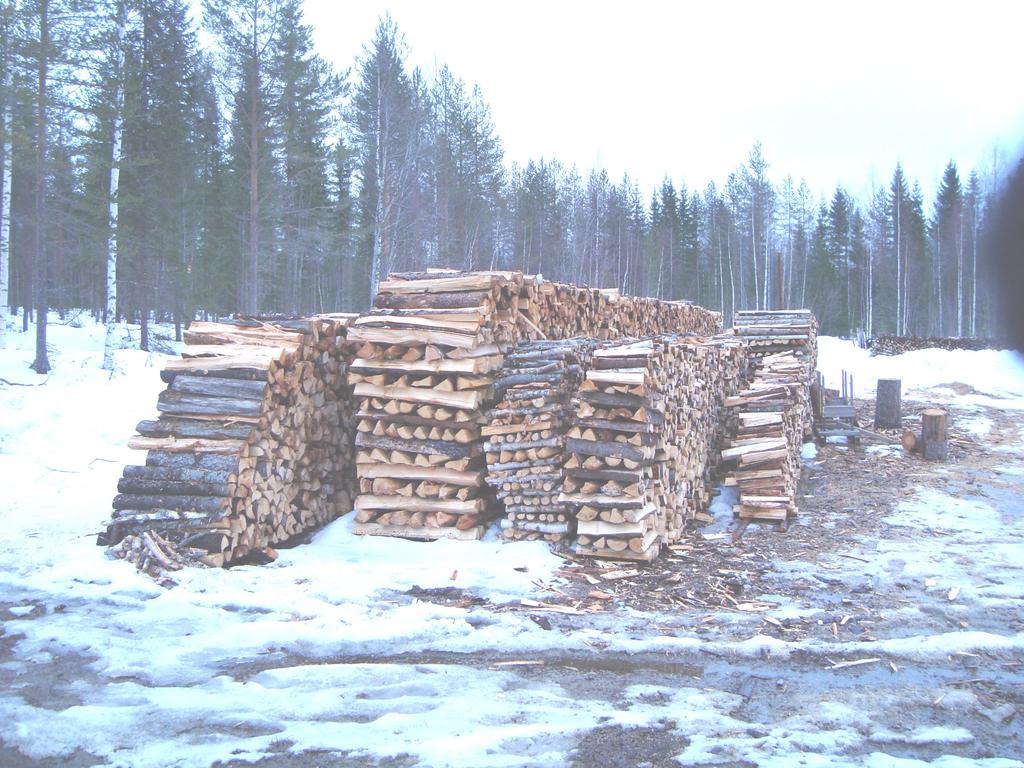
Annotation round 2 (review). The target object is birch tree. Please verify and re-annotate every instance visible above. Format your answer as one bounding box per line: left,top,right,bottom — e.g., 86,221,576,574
30,0,52,372
102,0,126,370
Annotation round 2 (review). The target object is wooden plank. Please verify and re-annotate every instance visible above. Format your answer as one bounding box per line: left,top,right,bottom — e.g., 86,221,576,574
354,495,484,514
353,314,484,333
378,274,500,294
346,325,484,349
721,438,787,460
356,463,484,486
577,519,649,536
353,382,482,410
352,522,486,541
349,355,502,375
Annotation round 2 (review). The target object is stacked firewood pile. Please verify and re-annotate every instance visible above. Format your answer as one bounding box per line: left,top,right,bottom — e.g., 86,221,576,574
674,337,749,527
869,334,1007,356
723,311,818,525
517,277,721,340
732,310,816,356
348,270,723,542
101,316,359,565
485,339,596,542
347,272,516,540
563,335,747,561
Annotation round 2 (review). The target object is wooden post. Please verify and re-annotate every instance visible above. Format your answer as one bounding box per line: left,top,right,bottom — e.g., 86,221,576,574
875,379,902,429
921,408,948,461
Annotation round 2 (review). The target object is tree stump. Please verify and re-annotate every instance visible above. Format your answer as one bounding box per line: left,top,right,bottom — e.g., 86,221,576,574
875,379,902,429
921,408,948,461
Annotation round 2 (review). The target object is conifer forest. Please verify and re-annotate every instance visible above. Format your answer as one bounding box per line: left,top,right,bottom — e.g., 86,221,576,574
0,0,1012,374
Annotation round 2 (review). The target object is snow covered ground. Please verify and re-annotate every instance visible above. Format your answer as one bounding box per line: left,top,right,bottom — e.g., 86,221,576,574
1,317,1023,767
816,336,1024,409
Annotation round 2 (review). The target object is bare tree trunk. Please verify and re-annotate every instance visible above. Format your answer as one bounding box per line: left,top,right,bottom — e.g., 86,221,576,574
970,216,977,336
935,237,943,336
0,12,11,351
32,0,50,373
956,217,963,337
368,61,387,304
867,245,874,337
895,197,902,336
750,207,760,310
103,1,126,371
717,219,725,314
727,226,736,326
246,53,259,314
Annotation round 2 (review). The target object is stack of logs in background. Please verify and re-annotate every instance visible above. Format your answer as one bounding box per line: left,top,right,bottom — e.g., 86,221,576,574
102,316,358,568
722,310,818,525
869,334,1005,355
485,339,595,542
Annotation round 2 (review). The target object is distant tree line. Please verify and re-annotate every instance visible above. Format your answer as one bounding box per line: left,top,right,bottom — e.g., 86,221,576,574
0,1,1012,371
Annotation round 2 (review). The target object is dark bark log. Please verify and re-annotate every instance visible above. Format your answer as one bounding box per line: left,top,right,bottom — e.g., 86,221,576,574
99,510,224,547
136,418,254,441
492,369,579,398
578,390,658,410
160,368,269,384
145,451,239,471
504,348,583,364
504,504,565,514
589,356,653,370
112,494,228,514
157,391,263,418
484,437,561,452
117,477,231,496
169,375,268,400
495,388,564,402
484,472,562,486
564,468,647,483
573,417,655,434
566,438,648,461
373,290,491,310
122,464,234,485
354,432,478,458
487,457,563,472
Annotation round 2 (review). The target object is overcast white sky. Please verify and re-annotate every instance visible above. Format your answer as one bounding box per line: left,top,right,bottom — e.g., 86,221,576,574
292,1,1024,202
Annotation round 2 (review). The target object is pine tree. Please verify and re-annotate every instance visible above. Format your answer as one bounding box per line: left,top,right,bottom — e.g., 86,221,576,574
0,0,16,349
888,164,909,335
19,0,97,371
351,15,417,304
932,161,963,335
866,186,889,336
203,0,284,314
826,186,852,334
270,0,342,313
963,171,982,336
